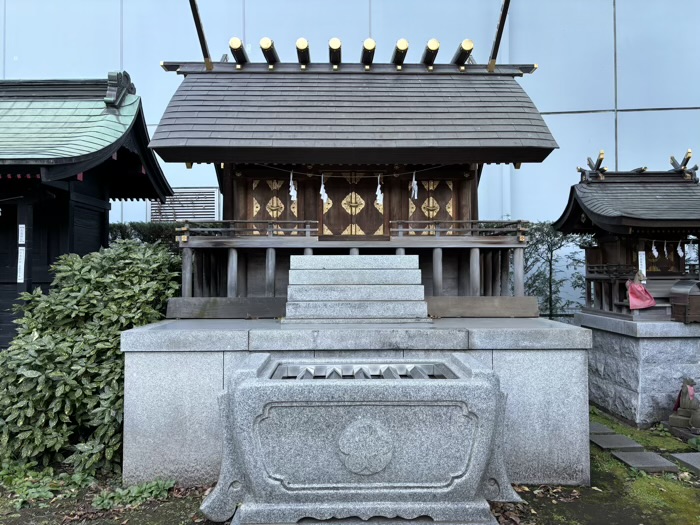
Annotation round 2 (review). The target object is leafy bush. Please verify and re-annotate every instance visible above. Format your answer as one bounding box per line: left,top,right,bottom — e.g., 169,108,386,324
0,240,180,474
109,222,180,252
0,460,94,509
92,479,175,510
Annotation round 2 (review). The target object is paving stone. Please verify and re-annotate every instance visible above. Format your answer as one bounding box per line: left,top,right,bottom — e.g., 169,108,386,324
589,433,644,452
670,453,700,476
590,422,615,435
611,451,679,473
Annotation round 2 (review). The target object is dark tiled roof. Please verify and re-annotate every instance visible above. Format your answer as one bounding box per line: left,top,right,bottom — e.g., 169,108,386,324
554,171,700,234
151,63,557,165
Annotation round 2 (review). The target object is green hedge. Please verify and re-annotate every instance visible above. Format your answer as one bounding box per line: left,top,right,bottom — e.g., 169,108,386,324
0,240,180,474
109,222,181,252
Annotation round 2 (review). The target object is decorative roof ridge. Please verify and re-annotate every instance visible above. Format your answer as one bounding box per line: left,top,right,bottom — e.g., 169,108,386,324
0,71,137,108
104,71,136,108
576,149,698,184
160,61,537,77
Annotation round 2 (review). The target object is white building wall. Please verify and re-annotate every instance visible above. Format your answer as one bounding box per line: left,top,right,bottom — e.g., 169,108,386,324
2,0,698,224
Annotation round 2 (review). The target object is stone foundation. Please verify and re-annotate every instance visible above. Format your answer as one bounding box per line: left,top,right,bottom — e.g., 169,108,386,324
121,318,591,487
576,312,700,427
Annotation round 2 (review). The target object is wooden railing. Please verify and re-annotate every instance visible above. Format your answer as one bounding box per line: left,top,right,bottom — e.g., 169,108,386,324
177,219,527,241
390,220,527,238
178,220,319,239
175,219,528,300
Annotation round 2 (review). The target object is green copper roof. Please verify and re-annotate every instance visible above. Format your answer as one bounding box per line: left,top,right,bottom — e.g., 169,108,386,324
0,93,139,164
0,72,171,202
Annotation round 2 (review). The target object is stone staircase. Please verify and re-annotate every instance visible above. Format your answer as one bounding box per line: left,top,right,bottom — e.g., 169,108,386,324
283,255,430,323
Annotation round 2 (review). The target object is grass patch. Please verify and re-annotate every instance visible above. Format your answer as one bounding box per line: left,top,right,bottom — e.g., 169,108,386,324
590,406,693,453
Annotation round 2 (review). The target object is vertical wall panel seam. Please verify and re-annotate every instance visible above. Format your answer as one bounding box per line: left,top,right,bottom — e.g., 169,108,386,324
613,0,619,170
119,0,124,70
2,0,6,79
242,0,246,46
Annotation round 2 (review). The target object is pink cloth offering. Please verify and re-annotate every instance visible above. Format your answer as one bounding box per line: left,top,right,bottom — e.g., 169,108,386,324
626,282,656,310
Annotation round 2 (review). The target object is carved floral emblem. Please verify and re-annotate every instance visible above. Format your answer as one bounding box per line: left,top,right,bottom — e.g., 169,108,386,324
338,420,394,475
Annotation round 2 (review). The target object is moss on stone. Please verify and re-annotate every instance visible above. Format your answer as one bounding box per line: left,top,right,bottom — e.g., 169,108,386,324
590,408,693,453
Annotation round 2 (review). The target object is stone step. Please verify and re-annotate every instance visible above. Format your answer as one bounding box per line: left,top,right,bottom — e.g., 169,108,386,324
288,285,425,302
670,452,700,476
290,255,419,270
612,451,679,473
289,269,423,285
589,433,644,452
590,422,615,435
281,317,433,324
285,301,428,319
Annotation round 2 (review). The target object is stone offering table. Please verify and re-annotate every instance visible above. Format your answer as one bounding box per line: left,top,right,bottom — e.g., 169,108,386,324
121,317,591,488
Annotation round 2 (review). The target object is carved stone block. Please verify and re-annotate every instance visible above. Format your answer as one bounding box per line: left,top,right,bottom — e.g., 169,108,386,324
201,353,519,525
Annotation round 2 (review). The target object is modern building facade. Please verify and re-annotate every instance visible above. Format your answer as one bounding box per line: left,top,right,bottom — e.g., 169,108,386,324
0,0,698,223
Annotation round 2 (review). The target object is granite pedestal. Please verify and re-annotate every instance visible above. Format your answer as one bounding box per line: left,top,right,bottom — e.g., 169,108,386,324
576,312,700,427
121,317,591,487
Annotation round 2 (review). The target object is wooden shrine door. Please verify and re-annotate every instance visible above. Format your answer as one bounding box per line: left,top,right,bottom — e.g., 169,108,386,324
408,180,456,235
248,179,299,235
321,173,386,236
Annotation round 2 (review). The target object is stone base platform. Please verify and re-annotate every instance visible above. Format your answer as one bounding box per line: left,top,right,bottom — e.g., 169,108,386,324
121,317,591,487
577,312,700,428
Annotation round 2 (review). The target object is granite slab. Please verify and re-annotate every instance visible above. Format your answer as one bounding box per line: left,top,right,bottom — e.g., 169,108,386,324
612,451,679,473
289,255,419,270
590,422,615,435
670,453,700,476
590,434,644,452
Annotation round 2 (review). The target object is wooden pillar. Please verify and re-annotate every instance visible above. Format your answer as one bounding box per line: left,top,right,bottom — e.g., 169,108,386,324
492,251,501,296
227,248,238,298
469,247,480,297
222,164,234,220
513,247,525,297
16,203,33,294
432,248,443,296
396,248,406,255
193,251,202,298
500,249,510,296
238,253,248,297
209,252,218,297
304,248,313,255
265,248,276,297
458,251,470,296
181,248,193,298
585,279,592,308
484,251,493,297
349,247,359,255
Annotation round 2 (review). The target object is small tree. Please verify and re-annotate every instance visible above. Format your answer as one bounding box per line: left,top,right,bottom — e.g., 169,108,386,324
525,222,589,319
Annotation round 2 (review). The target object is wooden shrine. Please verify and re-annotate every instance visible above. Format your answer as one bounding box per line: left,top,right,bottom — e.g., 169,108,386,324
151,35,558,319
553,151,700,320
0,72,172,348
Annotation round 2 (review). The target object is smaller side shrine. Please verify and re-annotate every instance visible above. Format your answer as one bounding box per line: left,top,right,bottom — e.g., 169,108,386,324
0,72,172,348
554,151,700,427
554,150,700,321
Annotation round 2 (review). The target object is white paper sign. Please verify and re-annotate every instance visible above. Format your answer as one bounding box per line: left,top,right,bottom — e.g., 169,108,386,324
18,224,25,245
17,247,25,283
638,251,647,283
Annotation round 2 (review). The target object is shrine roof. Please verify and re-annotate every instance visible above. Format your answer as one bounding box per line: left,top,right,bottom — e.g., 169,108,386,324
0,72,171,202
150,62,557,165
554,168,700,235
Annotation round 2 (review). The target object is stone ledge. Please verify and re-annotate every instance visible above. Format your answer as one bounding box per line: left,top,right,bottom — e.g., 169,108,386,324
576,312,700,338
290,254,419,270
121,319,592,353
